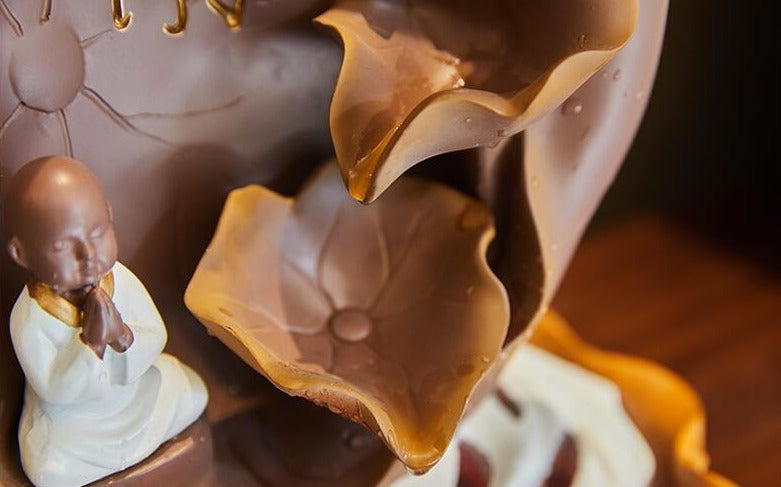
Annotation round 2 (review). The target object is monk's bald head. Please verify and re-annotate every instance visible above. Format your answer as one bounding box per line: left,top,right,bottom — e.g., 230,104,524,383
6,156,108,234
5,156,118,291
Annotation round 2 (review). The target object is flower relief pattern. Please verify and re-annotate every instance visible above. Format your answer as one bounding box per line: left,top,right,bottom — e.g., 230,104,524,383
186,163,510,471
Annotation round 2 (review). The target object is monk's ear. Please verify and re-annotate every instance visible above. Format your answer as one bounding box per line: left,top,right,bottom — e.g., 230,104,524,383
7,236,28,269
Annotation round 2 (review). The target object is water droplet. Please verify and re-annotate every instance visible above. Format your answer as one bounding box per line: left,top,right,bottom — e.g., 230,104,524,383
330,309,373,342
577,34,587,46
479,355,490,364
464,117,473,124
561,97,583,116
612,69,622,81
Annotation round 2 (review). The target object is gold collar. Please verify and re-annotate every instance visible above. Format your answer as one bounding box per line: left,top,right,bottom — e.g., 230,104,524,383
27,272,115,328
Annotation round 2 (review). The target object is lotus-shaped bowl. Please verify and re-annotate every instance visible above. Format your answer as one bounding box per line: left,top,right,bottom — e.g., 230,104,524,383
185,163,510,470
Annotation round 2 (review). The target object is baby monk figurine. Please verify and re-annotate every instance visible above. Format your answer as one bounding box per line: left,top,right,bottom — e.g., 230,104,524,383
5,156,208,487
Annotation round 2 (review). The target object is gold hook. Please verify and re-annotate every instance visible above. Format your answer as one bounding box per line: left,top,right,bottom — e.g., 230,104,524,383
163,0,187,34
206,0,244,30
40,0,51,23
112,0,132,30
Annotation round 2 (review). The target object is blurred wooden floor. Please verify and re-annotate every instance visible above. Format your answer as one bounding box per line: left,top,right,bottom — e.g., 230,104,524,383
553,215,781,487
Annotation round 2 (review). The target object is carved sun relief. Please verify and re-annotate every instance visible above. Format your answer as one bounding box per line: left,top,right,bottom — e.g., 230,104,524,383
0,0,250,160
185,163,510,471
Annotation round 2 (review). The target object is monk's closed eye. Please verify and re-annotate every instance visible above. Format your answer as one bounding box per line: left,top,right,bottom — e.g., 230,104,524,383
90,226,106,239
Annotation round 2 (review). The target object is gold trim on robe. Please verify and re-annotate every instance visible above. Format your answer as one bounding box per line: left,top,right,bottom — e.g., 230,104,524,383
27,272,115,328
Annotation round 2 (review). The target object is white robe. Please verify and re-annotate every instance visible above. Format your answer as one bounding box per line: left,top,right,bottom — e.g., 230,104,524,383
10,262,208,487
392,344,655,487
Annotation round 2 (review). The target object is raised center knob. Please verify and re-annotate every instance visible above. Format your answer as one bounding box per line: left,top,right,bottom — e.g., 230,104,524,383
330,308,373,342
10,22,85,113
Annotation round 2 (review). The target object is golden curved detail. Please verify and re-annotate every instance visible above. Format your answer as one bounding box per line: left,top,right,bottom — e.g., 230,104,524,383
0,0,24,36
28,272,115,329
163,0,188,35
111,0,132,30
206,0,244,29
34,0,245,34
40,0,51,23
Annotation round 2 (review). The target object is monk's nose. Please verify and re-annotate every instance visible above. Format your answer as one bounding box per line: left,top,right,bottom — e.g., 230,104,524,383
76,239,97,261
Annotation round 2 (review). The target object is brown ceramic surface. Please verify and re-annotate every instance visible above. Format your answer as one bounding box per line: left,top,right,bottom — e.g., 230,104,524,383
87,416,215,487
211,383,394,487
316,0,638,203
1,0,669,484
186,163,509,471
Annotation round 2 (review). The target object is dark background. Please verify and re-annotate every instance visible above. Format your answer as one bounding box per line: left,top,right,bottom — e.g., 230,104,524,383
594,1,780,262
555,2,780,485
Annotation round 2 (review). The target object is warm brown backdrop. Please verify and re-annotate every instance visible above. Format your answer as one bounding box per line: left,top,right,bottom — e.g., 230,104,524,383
551,2,780,483
553,215,780,487
551,2,780,484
